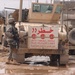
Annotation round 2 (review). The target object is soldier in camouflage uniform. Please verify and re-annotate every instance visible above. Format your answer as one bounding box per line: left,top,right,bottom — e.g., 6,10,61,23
5,18,19,64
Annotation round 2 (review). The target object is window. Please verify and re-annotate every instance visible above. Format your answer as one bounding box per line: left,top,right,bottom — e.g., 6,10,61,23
55,6,62,14
33,4,40,12
41,5,53,13
32,4,53,13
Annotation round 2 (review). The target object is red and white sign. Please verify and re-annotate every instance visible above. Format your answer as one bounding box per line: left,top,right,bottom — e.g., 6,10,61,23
28,25,59,49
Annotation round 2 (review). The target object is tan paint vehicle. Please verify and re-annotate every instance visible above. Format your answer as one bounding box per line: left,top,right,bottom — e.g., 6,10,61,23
12,2,69,66
0,25,2,43
2,2,69,65
0,24,6,44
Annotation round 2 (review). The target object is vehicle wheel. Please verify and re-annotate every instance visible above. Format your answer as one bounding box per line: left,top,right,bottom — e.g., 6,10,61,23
25,53,33,58
68,28,75,44
50,54,60,66
50,55,58,61
69,50,75,55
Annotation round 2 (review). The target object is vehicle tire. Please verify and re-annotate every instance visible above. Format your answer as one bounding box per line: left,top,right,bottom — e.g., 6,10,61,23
69,50,75,55
50,55,60,66
50,55,57,62
25,53,33,58
68,28,75,44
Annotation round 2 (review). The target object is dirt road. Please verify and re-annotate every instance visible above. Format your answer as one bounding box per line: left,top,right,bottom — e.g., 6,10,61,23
0,49,75,75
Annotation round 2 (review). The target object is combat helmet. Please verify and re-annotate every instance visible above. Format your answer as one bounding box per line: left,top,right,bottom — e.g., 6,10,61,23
8,18,15,24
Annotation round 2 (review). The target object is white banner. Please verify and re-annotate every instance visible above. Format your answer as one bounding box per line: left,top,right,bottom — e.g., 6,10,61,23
28,25,59,49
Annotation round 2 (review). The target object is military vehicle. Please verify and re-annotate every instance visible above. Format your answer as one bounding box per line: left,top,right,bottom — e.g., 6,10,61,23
11,2,69,66
0,25,6,44
63,14,75,55
0,18,5,44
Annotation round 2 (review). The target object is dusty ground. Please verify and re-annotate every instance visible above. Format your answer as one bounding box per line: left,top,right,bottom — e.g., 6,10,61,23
0,48,75,75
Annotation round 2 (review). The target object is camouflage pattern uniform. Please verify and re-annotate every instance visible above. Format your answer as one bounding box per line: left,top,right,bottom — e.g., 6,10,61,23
5,18,19,64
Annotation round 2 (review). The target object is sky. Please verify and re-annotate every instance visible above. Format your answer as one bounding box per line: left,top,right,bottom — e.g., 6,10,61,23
0,0,50,11
0,0,73,11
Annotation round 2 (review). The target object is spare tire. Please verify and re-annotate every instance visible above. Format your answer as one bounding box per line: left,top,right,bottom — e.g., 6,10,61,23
68,28,75,44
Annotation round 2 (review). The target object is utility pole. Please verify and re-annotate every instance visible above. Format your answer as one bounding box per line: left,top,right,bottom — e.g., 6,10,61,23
19,0,23,25
36,0,38,3
46,0,48,3
5,11,8,25
51,0,52,4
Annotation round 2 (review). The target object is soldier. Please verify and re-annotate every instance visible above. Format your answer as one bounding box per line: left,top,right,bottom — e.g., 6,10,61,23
5,18,19,64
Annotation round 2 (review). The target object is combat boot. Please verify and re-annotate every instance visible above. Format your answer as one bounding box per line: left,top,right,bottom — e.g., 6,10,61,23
6,59,11,64
11,58,13,61
12,59,20,65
